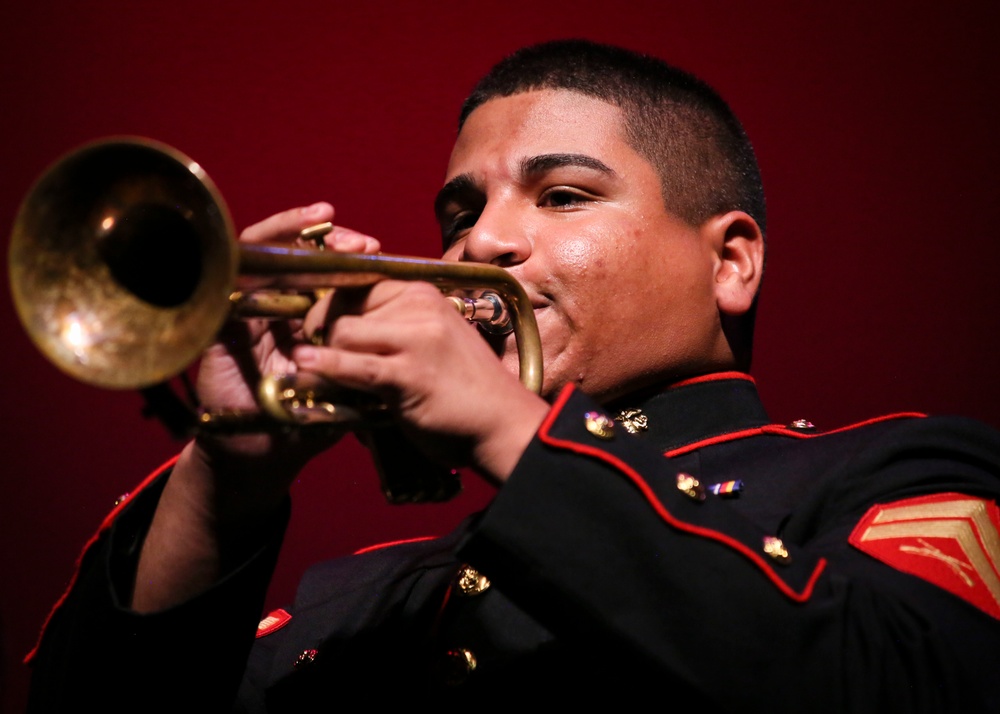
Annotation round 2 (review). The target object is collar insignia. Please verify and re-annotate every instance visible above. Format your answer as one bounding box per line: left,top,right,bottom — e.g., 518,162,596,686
615,408,648,434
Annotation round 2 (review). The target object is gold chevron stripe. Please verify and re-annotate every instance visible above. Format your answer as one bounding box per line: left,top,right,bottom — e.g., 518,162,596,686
872,499,1000,560
859,498,1000,610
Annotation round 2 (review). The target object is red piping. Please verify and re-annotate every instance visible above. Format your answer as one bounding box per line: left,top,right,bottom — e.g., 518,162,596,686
670,371,755,389
540,385,826,602
25,453,182,664
665,412,927,458
353,536,438,555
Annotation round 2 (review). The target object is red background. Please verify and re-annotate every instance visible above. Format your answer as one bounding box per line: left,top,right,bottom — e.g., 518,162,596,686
2,2,998,710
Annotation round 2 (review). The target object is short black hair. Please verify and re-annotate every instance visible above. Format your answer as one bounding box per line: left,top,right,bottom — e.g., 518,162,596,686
460,39,766,236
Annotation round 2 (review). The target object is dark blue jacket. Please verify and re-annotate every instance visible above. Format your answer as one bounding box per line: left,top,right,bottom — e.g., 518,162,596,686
27,374,1000,712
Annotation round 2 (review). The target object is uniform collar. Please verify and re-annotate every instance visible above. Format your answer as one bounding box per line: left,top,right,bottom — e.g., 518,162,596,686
603,371,770,452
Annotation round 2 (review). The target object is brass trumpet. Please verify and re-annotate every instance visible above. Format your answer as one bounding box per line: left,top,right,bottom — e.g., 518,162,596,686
8,138,543,501
9,137,541,414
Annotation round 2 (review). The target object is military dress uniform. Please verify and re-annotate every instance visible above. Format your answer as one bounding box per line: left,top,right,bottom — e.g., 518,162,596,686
26,373,1000,712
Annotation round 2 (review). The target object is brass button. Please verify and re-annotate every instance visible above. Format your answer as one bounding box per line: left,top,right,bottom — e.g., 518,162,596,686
584,411,615,439
788,419,815,431
438,647,477,686
676,472,706,502
294,648,318,667
455,564,490,596
763,536,791,564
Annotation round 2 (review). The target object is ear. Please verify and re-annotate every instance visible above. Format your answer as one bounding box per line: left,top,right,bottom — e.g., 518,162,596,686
701,211,765,317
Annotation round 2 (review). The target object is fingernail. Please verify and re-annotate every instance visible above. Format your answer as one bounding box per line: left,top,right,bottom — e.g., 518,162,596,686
304,202,326,218
295,347,317,366
335,235,364,251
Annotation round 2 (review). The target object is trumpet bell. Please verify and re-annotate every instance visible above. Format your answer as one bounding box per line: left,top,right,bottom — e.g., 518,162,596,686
9,138,238,389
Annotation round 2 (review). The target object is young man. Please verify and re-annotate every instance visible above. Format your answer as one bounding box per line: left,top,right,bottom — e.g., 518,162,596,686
27,40,1000,712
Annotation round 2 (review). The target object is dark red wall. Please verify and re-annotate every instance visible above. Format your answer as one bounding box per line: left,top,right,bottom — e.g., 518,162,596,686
2,2,998,710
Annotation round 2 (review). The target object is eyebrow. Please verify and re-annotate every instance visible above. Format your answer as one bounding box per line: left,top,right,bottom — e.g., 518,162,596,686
434,152,616,219
519,152,616,178
434,174,479,219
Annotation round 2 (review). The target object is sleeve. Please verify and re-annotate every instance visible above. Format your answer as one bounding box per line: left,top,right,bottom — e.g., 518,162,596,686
457,385,1000,713
25,465,289,714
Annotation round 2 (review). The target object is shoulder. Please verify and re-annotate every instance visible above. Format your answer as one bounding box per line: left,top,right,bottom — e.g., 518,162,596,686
805,413,1000,492
294,520,474,609
715,411,1000,486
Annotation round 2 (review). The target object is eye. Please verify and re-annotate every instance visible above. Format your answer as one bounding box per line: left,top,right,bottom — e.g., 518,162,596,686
440,210,479,246
539,187,592,209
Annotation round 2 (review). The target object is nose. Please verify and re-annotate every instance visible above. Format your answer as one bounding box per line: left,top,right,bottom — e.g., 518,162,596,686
461,203,532,267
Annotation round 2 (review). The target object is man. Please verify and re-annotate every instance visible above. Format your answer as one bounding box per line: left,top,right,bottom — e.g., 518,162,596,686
26,40,1000,712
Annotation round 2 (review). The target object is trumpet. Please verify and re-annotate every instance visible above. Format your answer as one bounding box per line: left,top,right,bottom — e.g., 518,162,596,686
8,137,543,502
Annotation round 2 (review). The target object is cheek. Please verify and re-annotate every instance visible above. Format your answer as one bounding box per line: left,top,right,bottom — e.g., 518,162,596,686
546,235,616,296
554,236,600,272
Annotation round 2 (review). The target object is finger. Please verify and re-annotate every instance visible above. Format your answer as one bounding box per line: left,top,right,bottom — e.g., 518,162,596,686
300,289,336,345
325,315,410,355
240,202,335,244
350,280,443,315
292,344,392,396
328,225,381,254
300,284,375,345
301,281,446,350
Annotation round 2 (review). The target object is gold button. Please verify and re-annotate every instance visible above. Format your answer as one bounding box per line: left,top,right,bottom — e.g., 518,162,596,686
676,472,706,501
585,411,615,439
763,536,791,564
455,564,490,596
294,648,318,667
788,419,815,431
438,647,477,686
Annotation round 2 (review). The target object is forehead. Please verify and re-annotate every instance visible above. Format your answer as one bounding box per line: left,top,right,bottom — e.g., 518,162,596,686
446,89,636,178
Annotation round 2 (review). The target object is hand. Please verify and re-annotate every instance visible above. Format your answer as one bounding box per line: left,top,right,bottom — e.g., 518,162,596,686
197,202,380,424
193,202,382,487
292,278,550,484
132,203,381,611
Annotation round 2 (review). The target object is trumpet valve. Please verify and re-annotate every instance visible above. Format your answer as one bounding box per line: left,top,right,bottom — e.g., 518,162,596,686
446,291,512,335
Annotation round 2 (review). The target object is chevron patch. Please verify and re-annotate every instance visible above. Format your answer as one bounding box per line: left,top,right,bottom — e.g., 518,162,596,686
850,493,1000,619
256,608,292,638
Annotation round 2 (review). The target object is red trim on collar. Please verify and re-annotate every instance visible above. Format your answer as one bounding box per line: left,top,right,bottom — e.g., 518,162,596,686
542,383,579,432
665,412,927,458
669,371,755,389
25,453,182,664
540,386,826,602
353,536,438,555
